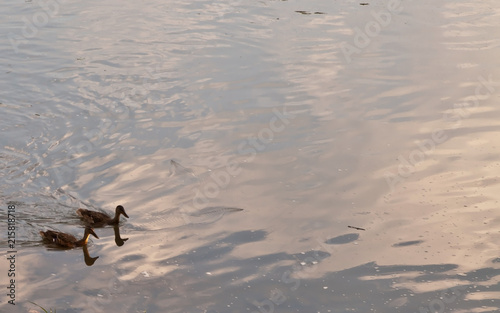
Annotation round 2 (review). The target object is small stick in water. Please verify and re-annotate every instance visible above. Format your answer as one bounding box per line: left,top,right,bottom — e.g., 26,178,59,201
348,225,365,231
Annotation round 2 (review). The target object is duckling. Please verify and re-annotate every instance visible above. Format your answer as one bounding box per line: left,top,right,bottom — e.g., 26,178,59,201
40,226,99,248
76,205,129,227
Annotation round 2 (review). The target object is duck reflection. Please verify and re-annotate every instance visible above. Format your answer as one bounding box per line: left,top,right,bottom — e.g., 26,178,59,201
82,244,99,266
113,224,129,247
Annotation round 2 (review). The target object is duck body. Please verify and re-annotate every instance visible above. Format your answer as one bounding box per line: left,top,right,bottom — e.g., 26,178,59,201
77,205,129,227
40,226,99,248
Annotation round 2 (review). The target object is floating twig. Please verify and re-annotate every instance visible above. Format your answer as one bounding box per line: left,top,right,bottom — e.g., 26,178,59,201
348,225,365,231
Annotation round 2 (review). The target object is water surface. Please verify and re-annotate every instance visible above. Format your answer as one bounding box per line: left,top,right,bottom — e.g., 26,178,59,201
1,0,500,312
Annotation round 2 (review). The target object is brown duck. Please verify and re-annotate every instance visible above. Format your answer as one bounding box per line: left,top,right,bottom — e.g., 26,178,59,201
76,205,129,226
40,226,99,248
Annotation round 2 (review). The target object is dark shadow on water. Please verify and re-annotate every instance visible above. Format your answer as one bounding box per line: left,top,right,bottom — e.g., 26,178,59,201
134,230,500,313
17,226,500,312
392,240,424,247
324,233,359,244
157,230,268,267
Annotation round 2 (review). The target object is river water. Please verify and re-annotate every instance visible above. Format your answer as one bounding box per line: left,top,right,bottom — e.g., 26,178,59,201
1,0,500,312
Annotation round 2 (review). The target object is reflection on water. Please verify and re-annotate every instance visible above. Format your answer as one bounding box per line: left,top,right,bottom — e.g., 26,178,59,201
112,224,128,247
1,0,500,312
82,245,99,266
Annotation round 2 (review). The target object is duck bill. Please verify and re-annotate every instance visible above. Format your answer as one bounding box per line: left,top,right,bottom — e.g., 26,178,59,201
89,228,99,239
122,211,129,218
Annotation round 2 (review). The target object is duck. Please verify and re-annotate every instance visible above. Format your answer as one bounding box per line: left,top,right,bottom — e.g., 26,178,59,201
76,205,129,227
40,226,99,248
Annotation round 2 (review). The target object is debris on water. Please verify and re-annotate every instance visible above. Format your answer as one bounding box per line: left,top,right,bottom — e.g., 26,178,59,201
347,225,365,231
295,10,326,15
